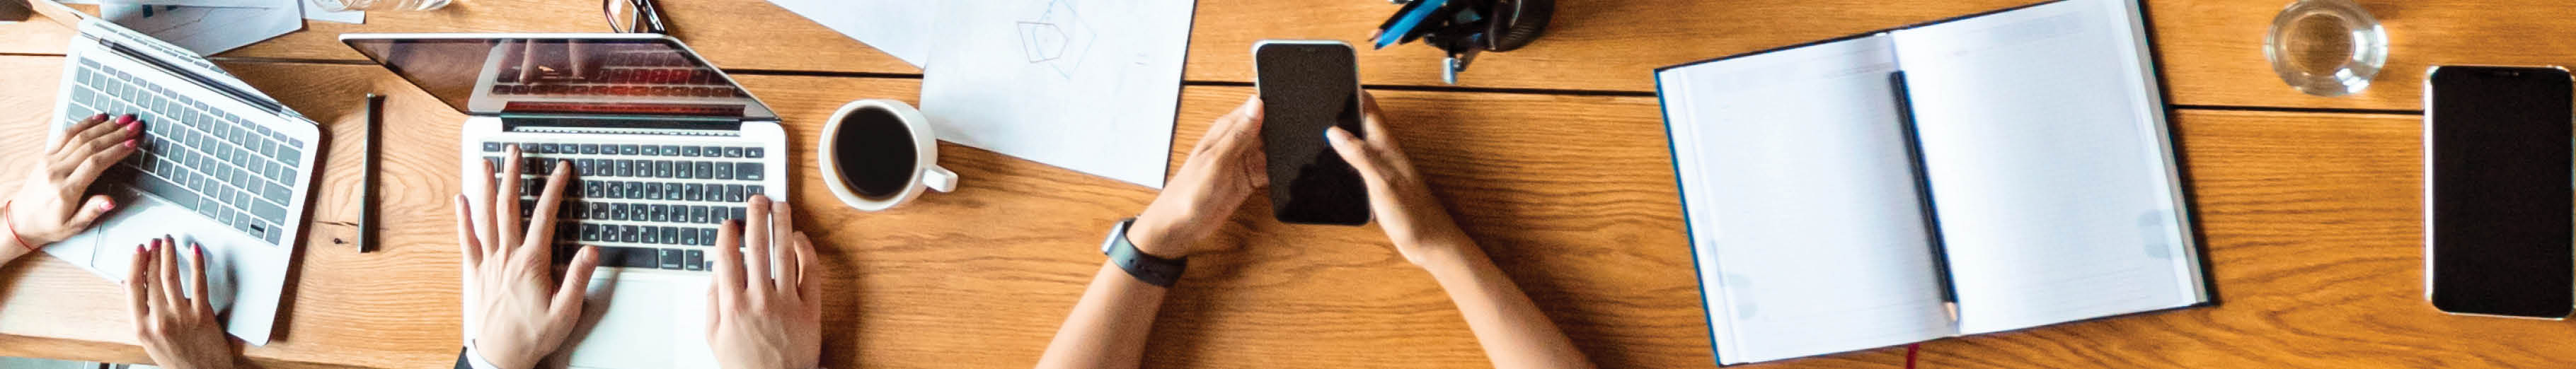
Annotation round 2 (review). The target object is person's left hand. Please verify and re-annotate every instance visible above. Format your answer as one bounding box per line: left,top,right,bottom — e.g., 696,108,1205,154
125,235,236,369
6,114,140,262
1129,95,1267,258
457,146,601,369
706,195,823,369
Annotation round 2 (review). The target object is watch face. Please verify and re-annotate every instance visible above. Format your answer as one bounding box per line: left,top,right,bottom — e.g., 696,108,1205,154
1102,219,1129,254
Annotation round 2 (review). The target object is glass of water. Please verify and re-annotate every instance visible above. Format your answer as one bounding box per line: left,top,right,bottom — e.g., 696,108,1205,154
2265,0,2387,97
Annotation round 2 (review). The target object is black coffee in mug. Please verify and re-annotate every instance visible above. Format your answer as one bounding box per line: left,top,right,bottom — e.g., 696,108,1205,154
832,106,919,199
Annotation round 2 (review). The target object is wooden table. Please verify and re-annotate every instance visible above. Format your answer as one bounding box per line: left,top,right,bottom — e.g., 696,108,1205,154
2,0,2572,368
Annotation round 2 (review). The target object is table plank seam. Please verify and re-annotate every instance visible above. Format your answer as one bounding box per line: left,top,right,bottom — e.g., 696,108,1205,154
2170,104,2421,116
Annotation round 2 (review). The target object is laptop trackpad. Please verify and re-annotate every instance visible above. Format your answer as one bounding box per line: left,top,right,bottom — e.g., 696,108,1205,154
75,202,238,315
564,270,715,368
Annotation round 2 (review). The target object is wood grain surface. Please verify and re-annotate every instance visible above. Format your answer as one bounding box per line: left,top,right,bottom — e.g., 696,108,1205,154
2149,0,2576,112
0,0,2057,92
5,0,2570,112
0,54,1721,368
0,16,70,55
1926,110,2576,368
7,0,2574,368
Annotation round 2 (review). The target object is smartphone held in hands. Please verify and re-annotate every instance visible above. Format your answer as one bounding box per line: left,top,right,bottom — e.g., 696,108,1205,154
1253,40,1372,226
2422,65,2575,319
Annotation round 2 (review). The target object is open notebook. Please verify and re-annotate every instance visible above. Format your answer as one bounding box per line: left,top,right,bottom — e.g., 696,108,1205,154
1652,0,2212,364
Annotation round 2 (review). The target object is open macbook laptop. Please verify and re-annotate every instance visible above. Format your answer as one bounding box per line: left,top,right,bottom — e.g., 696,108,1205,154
41,8,322,346
343,33,788,368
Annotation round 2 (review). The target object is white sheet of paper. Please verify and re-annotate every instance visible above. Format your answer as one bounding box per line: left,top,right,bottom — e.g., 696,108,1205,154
765,0,929,68
301,0,362,24
919,0,1194,188
98,1,301,55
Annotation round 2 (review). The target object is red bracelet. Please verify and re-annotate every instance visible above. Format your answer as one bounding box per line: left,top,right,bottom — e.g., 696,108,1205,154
1,200,34,251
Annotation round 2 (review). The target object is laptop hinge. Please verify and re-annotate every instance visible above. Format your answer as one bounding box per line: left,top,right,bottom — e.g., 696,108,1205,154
500,113,745,137
90,37,292,115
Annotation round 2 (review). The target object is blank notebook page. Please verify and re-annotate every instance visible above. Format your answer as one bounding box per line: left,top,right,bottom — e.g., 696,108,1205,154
1889,0,2202,334
1660,35,1956,363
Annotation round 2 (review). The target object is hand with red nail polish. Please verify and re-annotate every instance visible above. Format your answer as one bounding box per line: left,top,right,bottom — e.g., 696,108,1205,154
125,236,238,369
4,113,142,264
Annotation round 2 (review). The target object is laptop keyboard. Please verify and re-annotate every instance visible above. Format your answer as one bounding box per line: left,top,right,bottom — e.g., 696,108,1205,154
484,141,769,271
62,59,309,246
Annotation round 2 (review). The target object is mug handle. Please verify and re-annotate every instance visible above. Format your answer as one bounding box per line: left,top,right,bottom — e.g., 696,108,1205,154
922,165,958,193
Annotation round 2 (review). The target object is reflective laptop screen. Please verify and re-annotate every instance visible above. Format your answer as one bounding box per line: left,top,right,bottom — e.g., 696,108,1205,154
344,37,775,119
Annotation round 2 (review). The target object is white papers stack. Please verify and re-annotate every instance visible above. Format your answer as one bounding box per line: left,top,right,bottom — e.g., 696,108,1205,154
917,0,1195,188
67,0,361,56
770,0,1197,188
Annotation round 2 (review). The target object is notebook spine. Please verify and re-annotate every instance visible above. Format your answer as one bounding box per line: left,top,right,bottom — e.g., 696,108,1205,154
1653,71,1735,366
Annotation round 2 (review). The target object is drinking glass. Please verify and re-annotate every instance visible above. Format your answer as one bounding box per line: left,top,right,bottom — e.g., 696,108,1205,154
2265,0,2387,97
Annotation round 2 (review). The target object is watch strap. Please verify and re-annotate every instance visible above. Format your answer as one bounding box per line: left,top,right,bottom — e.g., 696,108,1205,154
1103,218,1186,287
454,347,477,369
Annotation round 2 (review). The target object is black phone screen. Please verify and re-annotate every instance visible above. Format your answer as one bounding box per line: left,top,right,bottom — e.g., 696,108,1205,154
1255,42,1370,226
2427,66,2575,318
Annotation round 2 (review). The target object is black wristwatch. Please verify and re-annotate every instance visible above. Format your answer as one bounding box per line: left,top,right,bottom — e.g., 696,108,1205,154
1101,218,1186,287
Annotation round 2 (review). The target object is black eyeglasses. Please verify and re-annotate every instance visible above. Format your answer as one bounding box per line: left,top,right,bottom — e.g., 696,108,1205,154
604,0,667,34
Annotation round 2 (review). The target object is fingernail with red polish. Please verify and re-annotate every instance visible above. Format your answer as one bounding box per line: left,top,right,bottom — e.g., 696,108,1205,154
195,244,203,257
102,199,116,211
116,115,135,124
91,114,108,121
123,140,136,148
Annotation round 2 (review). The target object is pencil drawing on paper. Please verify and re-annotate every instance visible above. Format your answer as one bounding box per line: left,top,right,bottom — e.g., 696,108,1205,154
1016,0,1097,79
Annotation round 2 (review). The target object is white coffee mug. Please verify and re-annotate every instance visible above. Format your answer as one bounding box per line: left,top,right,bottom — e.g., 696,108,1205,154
818,99,958,211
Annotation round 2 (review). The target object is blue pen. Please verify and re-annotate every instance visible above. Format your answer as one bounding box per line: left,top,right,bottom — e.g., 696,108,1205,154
1373,0,1447,49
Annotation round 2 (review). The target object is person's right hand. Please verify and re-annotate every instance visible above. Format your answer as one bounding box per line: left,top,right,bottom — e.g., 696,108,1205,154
125,235,235,369
6,114,139,260
1324,93,1478,266
705,195,822,369
456,146,600,369
1129,95,1267,259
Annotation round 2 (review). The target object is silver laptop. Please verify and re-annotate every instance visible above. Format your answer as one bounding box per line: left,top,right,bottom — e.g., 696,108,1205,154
44,16,322,346
343,33,788,368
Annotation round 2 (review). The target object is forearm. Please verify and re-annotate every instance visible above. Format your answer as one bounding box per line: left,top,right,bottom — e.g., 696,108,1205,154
1035,262,1170,369
0,227,33,265
0,238,30,263
2,204,37,264
1420,243,1594,369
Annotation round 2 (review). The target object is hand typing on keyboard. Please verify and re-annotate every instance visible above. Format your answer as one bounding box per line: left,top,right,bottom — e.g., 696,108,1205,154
124,235,238,369
456,146,602,369
4,114,140,264
706,194,822,369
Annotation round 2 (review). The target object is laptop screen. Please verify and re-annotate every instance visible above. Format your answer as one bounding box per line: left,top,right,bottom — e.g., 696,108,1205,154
344,35,776,120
